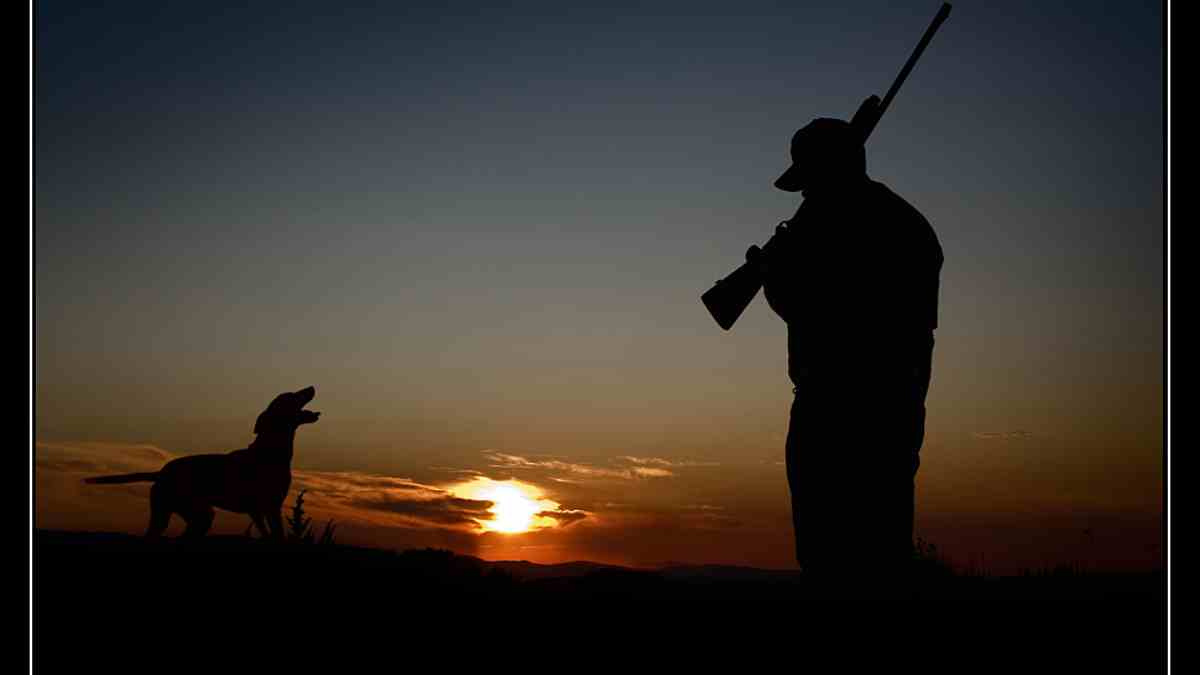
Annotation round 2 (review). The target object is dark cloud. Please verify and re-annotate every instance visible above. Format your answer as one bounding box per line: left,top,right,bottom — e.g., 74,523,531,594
428,466,484,476
482,451,677,480
972,431,1036,440
294,471,443,495
348,494,494,528
535,509,588,527
287,470,502,532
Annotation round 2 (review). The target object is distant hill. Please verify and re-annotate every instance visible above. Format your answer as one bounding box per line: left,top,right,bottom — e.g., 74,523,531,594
481,558,629,580
479,558,802,582
33,529,800,582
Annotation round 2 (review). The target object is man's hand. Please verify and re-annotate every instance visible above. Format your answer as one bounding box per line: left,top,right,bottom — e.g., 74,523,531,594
757,222,795,321
746,222,790,270
745,244,771,280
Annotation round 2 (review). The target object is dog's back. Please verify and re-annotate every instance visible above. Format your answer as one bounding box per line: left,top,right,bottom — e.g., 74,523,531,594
156,450,290,515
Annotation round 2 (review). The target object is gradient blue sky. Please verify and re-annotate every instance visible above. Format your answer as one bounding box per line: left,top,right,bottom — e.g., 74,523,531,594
35,1,1163,570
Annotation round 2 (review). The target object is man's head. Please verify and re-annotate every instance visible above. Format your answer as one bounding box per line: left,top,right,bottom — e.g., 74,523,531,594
774,118,866,194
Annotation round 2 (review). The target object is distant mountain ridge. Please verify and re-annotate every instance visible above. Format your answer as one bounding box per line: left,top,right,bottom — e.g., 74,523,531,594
34,529,800,582
480,558,802,582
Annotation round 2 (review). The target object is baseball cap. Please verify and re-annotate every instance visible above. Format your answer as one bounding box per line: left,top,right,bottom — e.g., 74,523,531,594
773,118,862,192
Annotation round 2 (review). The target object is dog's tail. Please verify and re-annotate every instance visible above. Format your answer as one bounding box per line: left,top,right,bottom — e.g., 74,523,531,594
83,472,160,485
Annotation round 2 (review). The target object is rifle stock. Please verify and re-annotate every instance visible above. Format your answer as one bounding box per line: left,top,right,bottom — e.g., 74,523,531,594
701,258,763,331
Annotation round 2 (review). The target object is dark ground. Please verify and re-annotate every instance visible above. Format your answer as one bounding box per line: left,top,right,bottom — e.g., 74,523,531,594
34,529,1164,670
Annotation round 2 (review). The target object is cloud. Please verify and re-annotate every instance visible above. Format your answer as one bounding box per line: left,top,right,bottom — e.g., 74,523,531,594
535,509,588,527
631,467,674,478
619,456,721,468
972,431,1036,440
35,441,179,532
347,494,495,527
483,452,646,479
36,457,113,474
480,451,720,481
36,441,173,477
669,504,741,529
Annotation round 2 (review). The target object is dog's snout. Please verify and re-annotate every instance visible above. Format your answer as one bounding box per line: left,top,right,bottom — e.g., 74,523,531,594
298,386,316,402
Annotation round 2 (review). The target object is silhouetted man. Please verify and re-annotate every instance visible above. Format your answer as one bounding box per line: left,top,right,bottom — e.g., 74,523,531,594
751,118,942,578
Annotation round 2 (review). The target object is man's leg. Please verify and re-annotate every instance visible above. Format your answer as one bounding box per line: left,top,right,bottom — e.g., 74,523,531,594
876,384,926,580
785,392,809,569
786,382,846,576
786,387,837,572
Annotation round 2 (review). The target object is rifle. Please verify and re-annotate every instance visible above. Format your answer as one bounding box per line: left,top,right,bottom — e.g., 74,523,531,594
701,3,952,331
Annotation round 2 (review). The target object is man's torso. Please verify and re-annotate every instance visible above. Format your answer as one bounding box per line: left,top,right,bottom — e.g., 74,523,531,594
761,178,943,386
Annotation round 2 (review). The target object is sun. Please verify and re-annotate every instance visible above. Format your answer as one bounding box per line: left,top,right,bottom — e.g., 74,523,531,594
446,477,561,534
479,484,540,533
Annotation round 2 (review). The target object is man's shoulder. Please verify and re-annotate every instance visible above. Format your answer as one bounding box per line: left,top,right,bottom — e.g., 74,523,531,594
866,180,941,254
865,180,928,222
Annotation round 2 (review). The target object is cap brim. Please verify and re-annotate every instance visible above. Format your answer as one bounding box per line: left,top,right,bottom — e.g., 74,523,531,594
774,165,803,192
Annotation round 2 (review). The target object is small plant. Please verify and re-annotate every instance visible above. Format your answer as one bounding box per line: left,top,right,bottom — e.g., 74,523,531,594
287,490,315,544
913,536,939,561
318,519,338,546
284,490,338,545
911,536,955,578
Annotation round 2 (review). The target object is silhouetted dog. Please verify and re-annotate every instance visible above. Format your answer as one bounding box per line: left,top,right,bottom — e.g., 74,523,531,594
85,386,320,539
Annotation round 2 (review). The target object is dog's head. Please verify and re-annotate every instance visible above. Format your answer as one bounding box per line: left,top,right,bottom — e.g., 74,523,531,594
254,386,320,435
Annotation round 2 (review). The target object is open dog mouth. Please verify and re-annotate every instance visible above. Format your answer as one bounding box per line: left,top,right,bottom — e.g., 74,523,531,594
297,386,320,424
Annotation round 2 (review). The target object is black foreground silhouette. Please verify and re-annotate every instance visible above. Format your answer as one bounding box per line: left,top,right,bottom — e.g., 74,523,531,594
84,386,320,539
704,4,948,577
35,530,1161,668
769,126,943,576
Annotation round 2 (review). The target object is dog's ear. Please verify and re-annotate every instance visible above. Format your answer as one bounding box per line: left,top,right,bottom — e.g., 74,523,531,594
254,394,287,434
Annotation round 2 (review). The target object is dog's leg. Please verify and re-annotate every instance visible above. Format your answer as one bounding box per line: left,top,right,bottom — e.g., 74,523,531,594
145,509,170,538
180,506,215,538
145,484,171,538
266,509,285,541
250,512,271,539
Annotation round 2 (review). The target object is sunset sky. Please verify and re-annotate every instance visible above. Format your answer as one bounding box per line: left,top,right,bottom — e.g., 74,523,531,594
35,1,1163,571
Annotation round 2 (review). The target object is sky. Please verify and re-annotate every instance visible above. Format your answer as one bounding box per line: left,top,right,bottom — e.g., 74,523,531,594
34,1,1164,571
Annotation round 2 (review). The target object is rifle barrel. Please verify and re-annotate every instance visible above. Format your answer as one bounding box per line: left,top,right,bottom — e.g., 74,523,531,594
872,3,952,136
